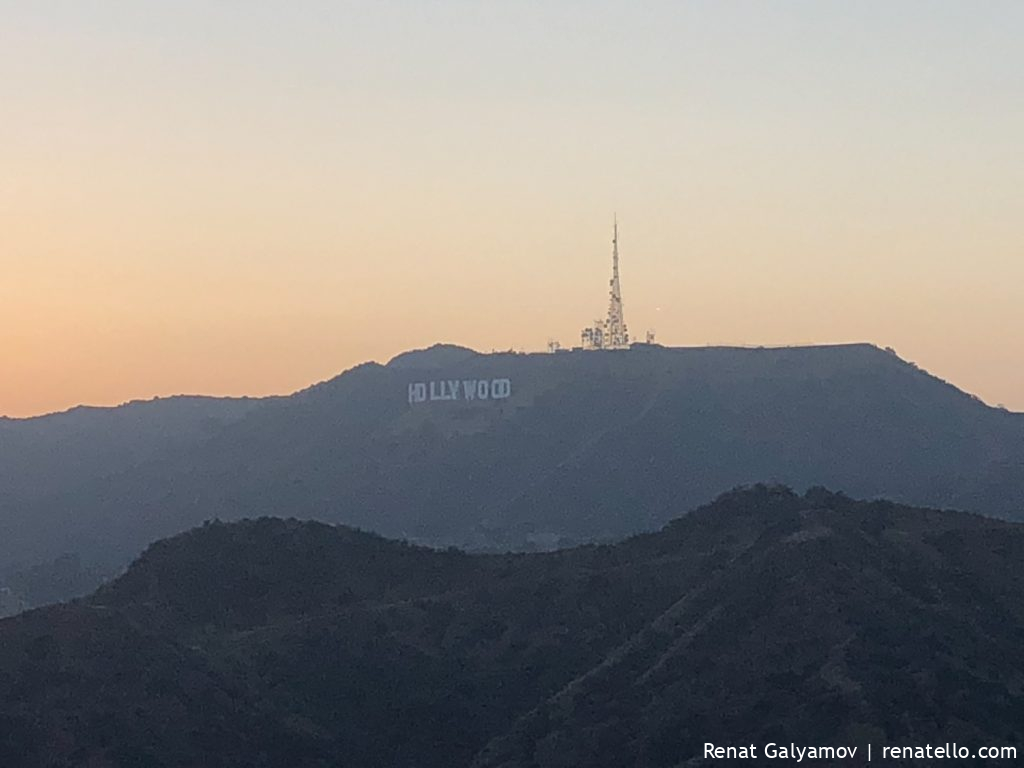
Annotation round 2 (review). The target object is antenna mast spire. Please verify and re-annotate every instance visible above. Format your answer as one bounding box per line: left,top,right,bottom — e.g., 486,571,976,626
577,216,635,351
604,215,629,348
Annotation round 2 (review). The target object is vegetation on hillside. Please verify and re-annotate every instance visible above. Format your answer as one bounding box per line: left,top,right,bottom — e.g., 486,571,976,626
0,486,1021,766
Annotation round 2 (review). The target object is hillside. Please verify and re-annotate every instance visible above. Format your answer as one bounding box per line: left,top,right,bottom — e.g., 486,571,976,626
0,487,1021,766
3,343,1024,578
0,395,264,508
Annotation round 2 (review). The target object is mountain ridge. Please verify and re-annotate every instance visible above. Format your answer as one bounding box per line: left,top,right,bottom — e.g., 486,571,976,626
3,343,1024,584
1,486,1021,767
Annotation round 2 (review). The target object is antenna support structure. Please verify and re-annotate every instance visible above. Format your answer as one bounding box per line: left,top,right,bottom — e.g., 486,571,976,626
581,217,632,350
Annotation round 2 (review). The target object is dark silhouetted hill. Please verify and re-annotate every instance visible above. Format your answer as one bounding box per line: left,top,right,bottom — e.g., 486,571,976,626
0,487,1021,766
3,343,1024,579
0,395,264,604
0,395,263,505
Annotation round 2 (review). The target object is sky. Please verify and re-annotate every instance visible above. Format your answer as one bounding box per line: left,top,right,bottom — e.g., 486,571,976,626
2,1,1022,417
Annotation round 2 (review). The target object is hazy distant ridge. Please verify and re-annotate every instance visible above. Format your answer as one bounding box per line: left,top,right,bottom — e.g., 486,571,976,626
2,343,1024,576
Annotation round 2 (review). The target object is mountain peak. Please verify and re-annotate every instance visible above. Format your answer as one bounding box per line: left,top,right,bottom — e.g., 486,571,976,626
386,343,480,369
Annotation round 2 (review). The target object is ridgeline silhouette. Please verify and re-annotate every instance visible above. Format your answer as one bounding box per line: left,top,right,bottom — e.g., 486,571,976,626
0,487,1021,766
2,343,1024,601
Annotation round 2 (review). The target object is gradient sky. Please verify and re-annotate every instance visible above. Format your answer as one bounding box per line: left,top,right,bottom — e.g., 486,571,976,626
2,1,1022,417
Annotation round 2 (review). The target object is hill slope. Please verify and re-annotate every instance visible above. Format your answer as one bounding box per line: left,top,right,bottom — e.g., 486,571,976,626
0,487,1020,767
4,344,1024,572
0,394,264,508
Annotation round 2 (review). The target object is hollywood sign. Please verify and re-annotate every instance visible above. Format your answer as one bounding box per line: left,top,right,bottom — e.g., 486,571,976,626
408,378,511,404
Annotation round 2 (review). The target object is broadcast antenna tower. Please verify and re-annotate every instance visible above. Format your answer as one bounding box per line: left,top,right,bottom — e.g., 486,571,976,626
604,216,629,348
580,217,631,349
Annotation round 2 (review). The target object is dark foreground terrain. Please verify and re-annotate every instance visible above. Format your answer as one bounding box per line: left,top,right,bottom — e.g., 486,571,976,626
1,486,1021,767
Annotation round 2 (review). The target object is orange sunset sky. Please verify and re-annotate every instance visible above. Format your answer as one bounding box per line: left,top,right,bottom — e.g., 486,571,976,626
2,2,1022,417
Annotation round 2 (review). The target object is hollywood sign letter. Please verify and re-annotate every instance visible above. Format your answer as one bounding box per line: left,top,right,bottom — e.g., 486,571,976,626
408,378,511,404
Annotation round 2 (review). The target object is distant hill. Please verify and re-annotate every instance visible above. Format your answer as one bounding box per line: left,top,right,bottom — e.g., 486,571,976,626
0,487,1021,766
3,343,1024,579
0,554,111,618
0,395,264,506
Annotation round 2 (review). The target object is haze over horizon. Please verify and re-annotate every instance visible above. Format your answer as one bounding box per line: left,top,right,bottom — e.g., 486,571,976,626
3,1,1022,417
